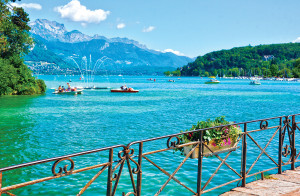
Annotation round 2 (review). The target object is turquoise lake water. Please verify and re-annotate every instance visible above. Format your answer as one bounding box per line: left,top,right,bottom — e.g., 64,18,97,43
0,75,299,195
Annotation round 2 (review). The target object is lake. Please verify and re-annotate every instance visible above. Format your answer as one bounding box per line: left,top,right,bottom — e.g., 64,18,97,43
0,75,299,195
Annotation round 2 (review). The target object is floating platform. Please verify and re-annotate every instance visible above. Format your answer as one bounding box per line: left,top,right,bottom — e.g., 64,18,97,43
82,86,111,90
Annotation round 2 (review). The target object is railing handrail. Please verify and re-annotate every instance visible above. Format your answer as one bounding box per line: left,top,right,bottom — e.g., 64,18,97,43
0,144,125,172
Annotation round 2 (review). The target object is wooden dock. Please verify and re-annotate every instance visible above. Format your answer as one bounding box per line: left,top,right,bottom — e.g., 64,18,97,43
221,167,300,196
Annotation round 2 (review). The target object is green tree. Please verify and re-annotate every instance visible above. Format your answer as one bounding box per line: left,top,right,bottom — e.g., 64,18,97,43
192,69,200,76
278,68,293,78
292,58,300,77
164,71,171,76
171,70,181,76
270,64,279,76
0,0,46,95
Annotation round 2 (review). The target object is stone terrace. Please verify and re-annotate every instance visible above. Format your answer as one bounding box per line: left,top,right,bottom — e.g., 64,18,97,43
221,166,300,196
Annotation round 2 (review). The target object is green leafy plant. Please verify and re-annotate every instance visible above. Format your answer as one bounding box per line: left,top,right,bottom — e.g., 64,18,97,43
177,116,242,152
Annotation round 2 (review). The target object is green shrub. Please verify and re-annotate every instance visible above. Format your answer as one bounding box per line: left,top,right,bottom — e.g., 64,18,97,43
36,79,46,93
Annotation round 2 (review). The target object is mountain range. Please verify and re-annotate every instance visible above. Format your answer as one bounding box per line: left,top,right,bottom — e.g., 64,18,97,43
25,19,193,75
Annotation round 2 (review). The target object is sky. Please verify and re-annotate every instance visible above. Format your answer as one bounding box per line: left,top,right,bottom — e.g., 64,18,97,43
11,0,300,58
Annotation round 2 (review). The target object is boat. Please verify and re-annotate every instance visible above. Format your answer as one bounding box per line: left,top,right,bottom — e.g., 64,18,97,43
249,80,261,85
205,79,220,84
94,87,110,90
168,80,175,82
53,89,83,95
53,83,83,95
83,86,110,90
110,88,139,93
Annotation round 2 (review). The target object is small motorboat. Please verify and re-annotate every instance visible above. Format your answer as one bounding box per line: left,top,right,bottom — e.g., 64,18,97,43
205,79,220,84
168,80,175,82
147,78,156,82
249,80,261,85
110,88,139,93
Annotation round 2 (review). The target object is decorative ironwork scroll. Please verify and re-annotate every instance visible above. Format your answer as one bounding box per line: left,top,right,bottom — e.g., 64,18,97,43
167,136,180,148
51,158,74,176
282,145,291,157
260,120,268,129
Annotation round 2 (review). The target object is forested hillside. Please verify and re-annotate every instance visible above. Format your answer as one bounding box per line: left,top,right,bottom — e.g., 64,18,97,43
169,43,300,78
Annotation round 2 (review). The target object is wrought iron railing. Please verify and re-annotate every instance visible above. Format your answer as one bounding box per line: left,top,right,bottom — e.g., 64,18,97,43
0,114,299,195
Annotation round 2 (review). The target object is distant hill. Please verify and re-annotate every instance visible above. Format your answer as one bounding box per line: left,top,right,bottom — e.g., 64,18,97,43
175,43,300,78
25,19,193,75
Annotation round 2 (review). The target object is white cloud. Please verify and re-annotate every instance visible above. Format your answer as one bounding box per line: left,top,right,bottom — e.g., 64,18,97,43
293,37,300,43
142,26,155,33
11,3,42,10
117,23,126,29
163,49,185,56
54,0,110,24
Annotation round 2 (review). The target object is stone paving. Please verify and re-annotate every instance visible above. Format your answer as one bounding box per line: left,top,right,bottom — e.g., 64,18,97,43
221,166,300,196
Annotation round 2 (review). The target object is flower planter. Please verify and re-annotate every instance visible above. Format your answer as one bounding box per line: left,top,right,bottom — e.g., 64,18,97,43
183,138,238,159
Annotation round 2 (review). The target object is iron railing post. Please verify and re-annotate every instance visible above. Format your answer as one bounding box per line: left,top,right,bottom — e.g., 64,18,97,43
106,148,113,196
137,142,143,196
278,117,283,174
291,115,296,170
197,130,203,195
242,123,247,187
0,172,2,196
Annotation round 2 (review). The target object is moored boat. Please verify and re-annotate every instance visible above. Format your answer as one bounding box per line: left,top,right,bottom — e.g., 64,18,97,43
249,80,261,85
53,83,83,95
53,89,83,95
110,88,139,93
205,79,220,84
